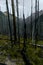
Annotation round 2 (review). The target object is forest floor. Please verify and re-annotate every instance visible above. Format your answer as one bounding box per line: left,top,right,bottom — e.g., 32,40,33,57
0,35,43,65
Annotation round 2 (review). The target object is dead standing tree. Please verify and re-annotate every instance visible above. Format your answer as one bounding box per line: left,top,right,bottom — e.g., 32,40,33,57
11,0,16,44
37,0,39,39
23,0,27,51
21,0,32,65
6,0,12,44
31,0,33,40
16,0,20,44
21,10,32,65
37,0,39,18
38,0,40,39
34,0,39,48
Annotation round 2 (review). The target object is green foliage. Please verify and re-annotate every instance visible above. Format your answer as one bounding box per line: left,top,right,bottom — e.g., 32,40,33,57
0,35,43,65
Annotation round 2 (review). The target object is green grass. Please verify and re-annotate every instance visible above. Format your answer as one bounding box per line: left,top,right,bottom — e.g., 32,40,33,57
37,40,43,45
0,35,43,65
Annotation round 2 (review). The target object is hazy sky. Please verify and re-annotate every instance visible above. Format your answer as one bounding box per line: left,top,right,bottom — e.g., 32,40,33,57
0,0,43,18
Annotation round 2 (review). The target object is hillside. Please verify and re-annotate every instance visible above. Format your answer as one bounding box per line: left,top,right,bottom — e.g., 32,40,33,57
0,11,43,39
0,11,24,37
26,10,43,39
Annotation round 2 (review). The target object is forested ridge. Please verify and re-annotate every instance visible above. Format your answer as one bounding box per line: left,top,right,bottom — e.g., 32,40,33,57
0,11,43,39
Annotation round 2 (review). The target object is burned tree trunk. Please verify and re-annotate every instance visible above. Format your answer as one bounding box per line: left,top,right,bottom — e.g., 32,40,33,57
37,0,39,18
31,0,33,40
21,0,32,65
37,0,40,39
21,13,32,65
34,0,39,48
6,0,12,44
16,0,20,44
11,0,16,44
23,13,26,51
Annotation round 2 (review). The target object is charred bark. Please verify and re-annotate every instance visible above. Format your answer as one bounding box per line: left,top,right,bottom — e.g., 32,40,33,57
21,0,32,65
16,0,20,44
31,0,33,40
34,0,39,48
6,0,12,44
11,0,16,44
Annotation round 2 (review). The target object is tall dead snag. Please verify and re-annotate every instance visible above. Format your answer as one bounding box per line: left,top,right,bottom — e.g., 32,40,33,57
23,0,27,52
37,0,39,39
21,12,32,65
38,0,40,39
6,0,12,44
34,0,38,48
16,0,20,44
21,0,32,65
31,0,33,40
37,0,39,18
23,14,26,51
11,0,16,44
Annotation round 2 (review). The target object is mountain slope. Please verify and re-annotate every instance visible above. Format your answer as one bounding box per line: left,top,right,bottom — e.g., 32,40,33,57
0,11,24,37
0,11,43,39
26,10,43,39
